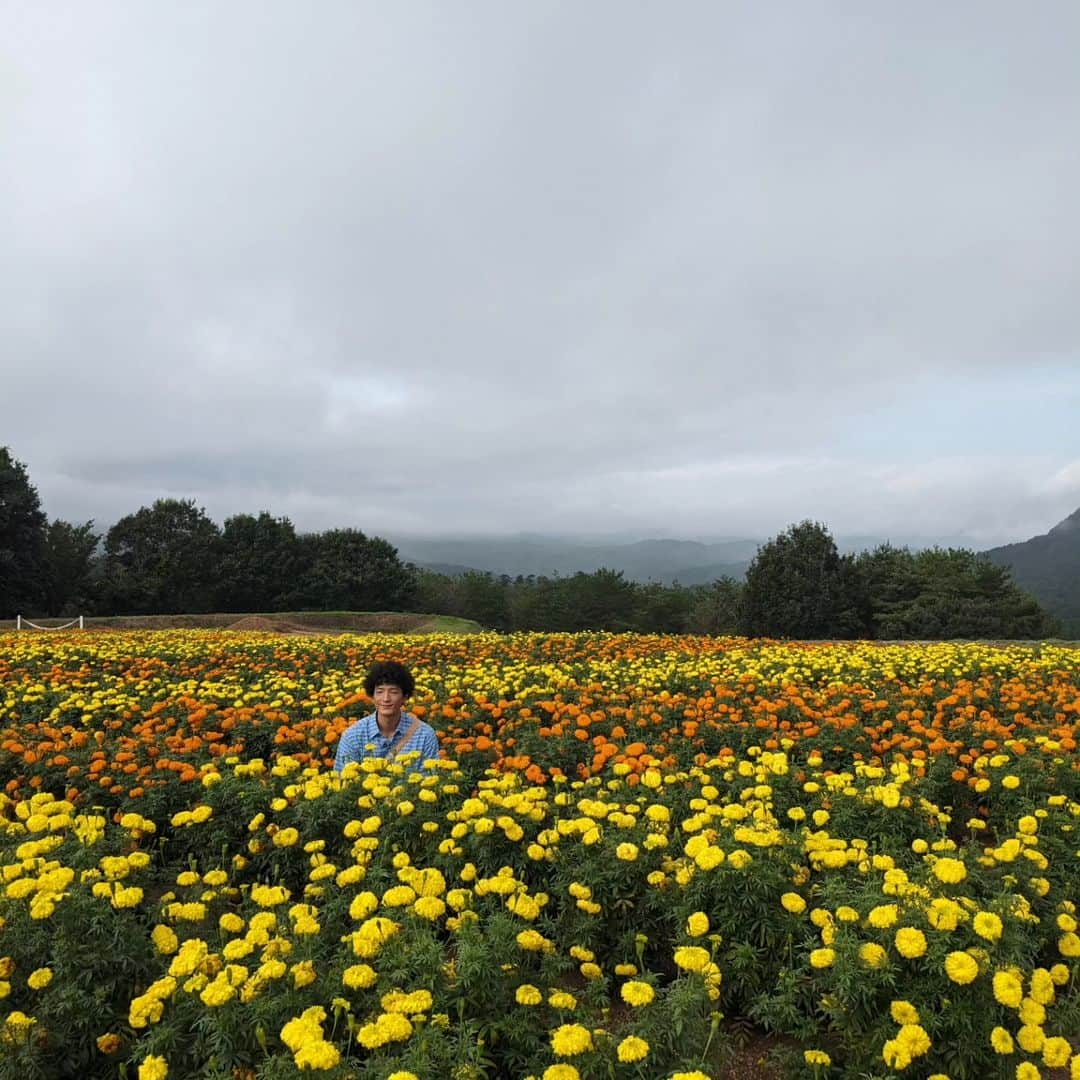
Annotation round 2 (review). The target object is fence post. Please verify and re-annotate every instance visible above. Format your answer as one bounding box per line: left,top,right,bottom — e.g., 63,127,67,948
16,615,21,631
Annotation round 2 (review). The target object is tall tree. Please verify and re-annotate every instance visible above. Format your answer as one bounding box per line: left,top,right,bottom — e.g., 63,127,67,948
872,547,1057,639
296,529,416,611
687,577,743,635
0,447,49,618
215,512,302,612
42,519,100,615
102,499,222,614
741,520,863,638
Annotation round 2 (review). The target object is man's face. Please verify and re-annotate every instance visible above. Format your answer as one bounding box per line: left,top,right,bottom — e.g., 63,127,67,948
373,683,406,718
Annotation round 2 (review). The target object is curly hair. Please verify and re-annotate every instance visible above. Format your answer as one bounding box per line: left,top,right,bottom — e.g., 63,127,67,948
364,660,415,698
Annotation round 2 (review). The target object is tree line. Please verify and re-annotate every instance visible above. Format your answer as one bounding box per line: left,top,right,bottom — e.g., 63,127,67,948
1,447,1058,638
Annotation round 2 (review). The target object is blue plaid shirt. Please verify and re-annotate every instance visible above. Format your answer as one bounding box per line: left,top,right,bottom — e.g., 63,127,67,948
333,711,440,773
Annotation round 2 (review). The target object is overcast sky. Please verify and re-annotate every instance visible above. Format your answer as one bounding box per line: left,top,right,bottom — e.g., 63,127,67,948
3,2,1078,547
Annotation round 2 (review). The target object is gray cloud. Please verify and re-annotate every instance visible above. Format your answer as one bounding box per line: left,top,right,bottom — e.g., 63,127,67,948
3,2,1079,546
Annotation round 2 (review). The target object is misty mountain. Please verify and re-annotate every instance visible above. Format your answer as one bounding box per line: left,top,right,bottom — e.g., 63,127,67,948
984,508,1080,635
393,536,760,583
393,532,1004,587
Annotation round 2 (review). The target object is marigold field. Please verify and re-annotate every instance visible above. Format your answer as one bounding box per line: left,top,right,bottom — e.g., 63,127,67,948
2,631,1080,1080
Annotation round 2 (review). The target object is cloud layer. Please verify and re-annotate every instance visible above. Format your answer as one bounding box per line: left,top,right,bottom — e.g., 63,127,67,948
3,2,1079,544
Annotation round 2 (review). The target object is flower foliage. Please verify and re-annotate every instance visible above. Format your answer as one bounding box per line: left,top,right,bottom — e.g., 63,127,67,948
0,631,1079,1078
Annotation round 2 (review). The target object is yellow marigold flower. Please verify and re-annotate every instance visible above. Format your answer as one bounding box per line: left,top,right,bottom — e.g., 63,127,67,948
27,968,52,990
993,970,1024,1009
617,1035,650,1063
96,1033,122,1054
580,962,602,980
542,1066,581,1080
890,1000,920,1025
1001,775,1020,789
516,929,554,953
151,925,179,955
670,1073,713,1080
686,911,710,936
1017,1024,1045,1054
882,1040,911,1070
515,984,542,1005
219,912,244,934
932,857,967,884
548,990,577,1010
1015,1064,1040,1080
342,964,377,990
809,948,835,969
413,895,446,921
551,1023,593,1056
674,946,711,973
616,842,639,861
859,942,887,969
835,905,859,923
1059,933,1080,958
614,963,638,977
1020,998,1046,1026
781,893,806,915
897,1023,931,1057
1044,1037,1072,1068
867,904,898,929
944,951,979,985
804,1050,831,1067
895,928,927,959
620,980,655,1006
990,1026,1014,1054
387,1073,421,1080
138,1056,168,1080
291,960,316,988
1051,963,1070,986
294,1040,340,1070
272,828,299,847
974,912,1004,942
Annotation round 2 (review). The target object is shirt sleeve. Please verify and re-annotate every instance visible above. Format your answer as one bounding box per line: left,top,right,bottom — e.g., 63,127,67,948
334,722,361,772
417,725,440,765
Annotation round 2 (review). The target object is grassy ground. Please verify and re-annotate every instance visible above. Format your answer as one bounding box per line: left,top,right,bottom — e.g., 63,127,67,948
1,611,484,634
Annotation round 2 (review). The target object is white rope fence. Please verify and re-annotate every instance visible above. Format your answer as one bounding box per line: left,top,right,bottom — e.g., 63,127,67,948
16,615,85,630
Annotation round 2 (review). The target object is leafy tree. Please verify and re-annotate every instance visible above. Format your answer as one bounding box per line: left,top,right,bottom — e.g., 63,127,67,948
42,519,100,615
102,499,222,614
561,568,638,631
687,577,743,635
871,547,1057,639
0,447,49,618
741,521,863,639
635,581,694,634
215,512,302,612
296,529,416,611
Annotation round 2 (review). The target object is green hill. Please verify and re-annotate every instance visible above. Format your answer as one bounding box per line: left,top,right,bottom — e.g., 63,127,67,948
984,508,1080,635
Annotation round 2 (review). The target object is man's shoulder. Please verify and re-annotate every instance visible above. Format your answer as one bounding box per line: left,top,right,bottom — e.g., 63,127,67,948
343,714,376,738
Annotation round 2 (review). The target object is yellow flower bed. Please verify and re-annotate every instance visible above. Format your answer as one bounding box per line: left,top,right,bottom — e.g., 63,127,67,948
0,631,1078,1078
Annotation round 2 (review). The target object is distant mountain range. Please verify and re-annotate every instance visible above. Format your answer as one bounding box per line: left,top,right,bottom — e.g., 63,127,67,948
984,508,1080,636
393,536,760,584
395,515,1080,635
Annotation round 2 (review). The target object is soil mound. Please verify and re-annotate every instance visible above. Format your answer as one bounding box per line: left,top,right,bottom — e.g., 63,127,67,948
226,616,290,631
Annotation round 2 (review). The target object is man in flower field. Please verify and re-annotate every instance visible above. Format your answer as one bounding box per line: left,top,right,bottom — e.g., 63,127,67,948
333,660,440,773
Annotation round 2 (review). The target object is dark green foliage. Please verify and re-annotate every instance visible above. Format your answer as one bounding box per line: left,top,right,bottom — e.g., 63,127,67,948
740,521,863,638
42,519,100,616
856,544,1059,639
101,499,223,614
215,511,303,612
295,528,416,612
0,447,49,618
